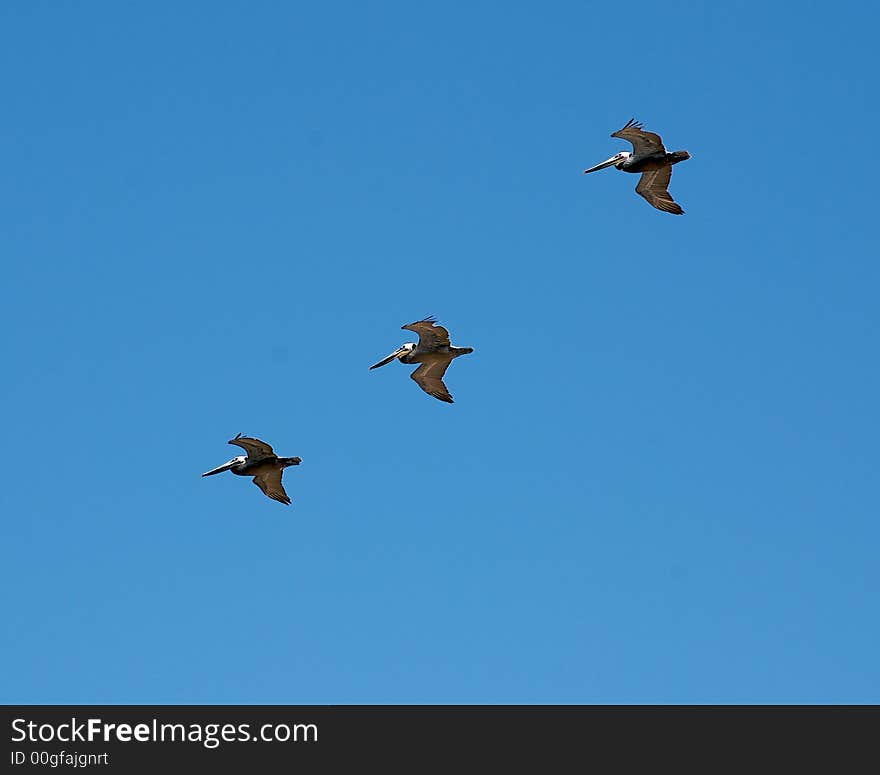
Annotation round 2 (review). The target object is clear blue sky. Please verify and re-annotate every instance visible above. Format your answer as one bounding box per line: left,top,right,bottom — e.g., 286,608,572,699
2,1,878,704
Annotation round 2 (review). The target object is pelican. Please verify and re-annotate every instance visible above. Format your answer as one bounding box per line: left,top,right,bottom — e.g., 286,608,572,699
369,316,474,403
202,434,302,505
583,119,691,214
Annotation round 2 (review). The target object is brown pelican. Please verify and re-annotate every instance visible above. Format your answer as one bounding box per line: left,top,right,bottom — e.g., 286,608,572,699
583,119,691,214
202,434,302,505
369,317,474,403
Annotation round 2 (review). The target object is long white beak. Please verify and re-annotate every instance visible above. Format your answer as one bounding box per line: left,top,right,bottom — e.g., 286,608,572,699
583,154,621,174
202,458,238,477
369,346,407,370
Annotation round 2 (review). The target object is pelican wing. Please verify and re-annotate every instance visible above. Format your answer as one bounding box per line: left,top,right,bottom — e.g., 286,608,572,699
252,469,291,505
410,356,454,403
611,118,667,156
229,435,276,461
402,316,451,351
635,166,684,215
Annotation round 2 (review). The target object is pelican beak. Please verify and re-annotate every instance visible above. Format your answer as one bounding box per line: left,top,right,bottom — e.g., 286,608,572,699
583,154,621,174
202,458,238,477
369,346,407,370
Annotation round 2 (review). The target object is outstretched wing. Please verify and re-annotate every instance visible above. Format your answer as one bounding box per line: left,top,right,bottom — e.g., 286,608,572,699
229,434,276,461
635,166,684,215
410,356,454,403
252,469,291,505
611,118,667,156
402,316,451,351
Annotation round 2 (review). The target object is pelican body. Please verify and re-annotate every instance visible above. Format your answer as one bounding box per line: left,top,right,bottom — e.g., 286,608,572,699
369,317,473,403
202,434,302,505
583,119,691,214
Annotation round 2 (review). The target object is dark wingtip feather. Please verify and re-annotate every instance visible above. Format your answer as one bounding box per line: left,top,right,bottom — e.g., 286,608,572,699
613,117,643,136
402,315,436,329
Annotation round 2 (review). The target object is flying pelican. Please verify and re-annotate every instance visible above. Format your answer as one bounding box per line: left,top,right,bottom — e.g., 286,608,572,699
369,317,474,403
202,434,302,505
583,119,691,214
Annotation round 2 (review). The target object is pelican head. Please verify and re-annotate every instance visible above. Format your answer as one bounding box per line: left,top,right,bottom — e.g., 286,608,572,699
583,151,631,174
201,455,246,476
369,342,416,370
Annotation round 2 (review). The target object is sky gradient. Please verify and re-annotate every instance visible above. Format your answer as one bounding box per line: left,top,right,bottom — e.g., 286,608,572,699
2,1,878,703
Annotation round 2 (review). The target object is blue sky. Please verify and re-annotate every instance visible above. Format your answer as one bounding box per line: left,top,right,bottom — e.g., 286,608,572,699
2,1,878,703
